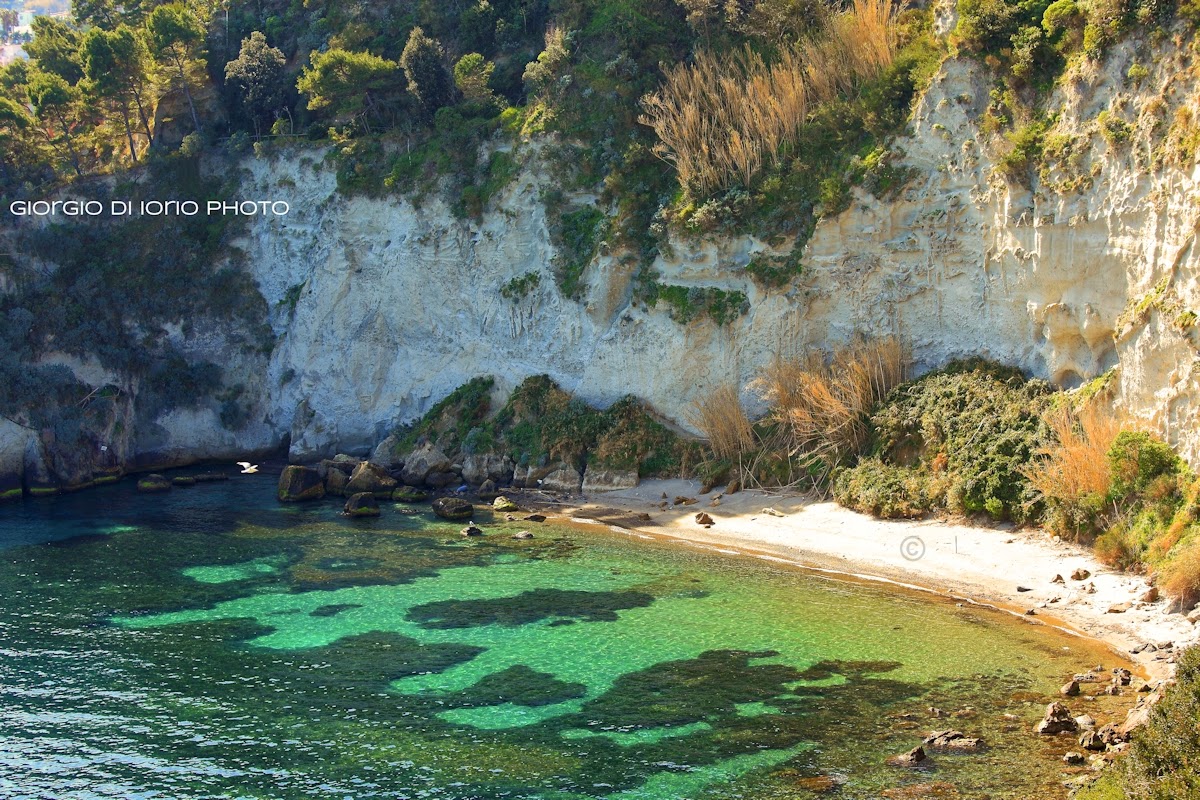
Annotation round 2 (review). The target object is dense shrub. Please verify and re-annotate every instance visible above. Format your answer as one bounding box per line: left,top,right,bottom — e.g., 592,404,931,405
833,459,937,518
1115,645,1200,799
837,359,1054,521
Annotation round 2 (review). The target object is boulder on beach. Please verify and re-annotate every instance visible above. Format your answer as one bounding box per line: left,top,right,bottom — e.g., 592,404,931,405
541,465,583,494
278,465,326,502
344,492,380,517
432,496,473,520
478,479,499,500
493,495,519,512
462,453,514,485
346,461,397,495
137,474,172,493
426,470,461,489
581,467,639,493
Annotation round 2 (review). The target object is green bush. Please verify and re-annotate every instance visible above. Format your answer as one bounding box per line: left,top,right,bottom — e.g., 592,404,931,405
1108,430,1184,499
847,359,1054,521
833,460,936,519
552,206,606,299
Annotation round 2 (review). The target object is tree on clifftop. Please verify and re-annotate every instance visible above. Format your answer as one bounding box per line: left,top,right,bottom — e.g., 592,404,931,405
298,48,398,134
146,2,206,134
27,70,84,176
401,27,455,114
224,32,288,139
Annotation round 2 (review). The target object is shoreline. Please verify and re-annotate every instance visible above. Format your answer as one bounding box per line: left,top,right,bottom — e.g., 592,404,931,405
546,478,1199,684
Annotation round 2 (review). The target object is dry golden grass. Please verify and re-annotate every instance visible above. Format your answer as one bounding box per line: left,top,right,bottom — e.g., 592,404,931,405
1023,402,1122,508
1160,540,1200,610
689,382,756,464
752,337,908,482
641,0,903,194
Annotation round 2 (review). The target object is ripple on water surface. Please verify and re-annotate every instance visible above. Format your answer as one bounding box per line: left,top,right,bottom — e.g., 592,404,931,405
0,475,1137,799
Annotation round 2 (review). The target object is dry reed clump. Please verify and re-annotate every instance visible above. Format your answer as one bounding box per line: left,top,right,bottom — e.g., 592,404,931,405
640,0,903,195
687,383,755,463
752,337,908,485
1022,402,1122,509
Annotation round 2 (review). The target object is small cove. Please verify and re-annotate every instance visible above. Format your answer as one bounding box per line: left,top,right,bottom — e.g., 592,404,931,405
0,472,1136,799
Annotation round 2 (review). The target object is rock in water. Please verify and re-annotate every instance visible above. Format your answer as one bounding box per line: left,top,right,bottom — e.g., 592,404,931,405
1063,751,1086,765
493,495,519,512
343,492,380,517
460,525,483,537
136,474,171,493
392,486,429,502
885,746,927,767
346,461,398,494
512,530,534,540
1034,702,1079,735
325,468,349,496
171,476,197,487
922,730,985,753
277,465,326,502
432,496,473,520
1061,680,1080,697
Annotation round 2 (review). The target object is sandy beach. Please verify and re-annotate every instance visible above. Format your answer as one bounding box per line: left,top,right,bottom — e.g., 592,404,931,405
549,479,1200,683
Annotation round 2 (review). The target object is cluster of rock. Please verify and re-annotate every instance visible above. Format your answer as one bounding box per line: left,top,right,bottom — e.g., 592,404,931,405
276,435,643,512
135,471,228,492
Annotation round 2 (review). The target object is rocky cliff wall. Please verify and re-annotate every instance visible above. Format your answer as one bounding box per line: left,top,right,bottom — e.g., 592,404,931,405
6,22,1200,489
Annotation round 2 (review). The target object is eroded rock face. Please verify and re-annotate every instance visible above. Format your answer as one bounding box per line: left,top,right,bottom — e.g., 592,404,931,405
462,453,514,486
11,32,1200,482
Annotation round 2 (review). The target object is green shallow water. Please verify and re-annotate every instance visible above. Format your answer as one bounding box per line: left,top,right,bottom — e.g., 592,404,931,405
0,473,1134,799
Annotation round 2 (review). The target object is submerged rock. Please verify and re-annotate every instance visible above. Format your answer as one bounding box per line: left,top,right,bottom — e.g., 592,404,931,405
922,730,985,753
277,465,325,502
393,486,429,502
137,474,172,493
193,471,229,482
343,492,380,517
171,476,197,487
512,530,534,540
461,525,483,537
432,496,473,520
885,746,927,767
1061,680,1080,697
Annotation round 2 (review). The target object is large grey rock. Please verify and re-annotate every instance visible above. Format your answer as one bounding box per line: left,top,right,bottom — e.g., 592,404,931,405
278,465,326,502
540,465,583,494
582,467,639,493
326,468,349,496
346,461,398,494
369,433,405,468
400,442,452,486
462,453,514,485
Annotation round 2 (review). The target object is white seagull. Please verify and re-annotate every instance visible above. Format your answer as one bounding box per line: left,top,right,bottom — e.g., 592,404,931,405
236,462,259,474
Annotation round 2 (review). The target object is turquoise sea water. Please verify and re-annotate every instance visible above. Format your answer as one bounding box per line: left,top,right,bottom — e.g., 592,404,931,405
0,472,1132,799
